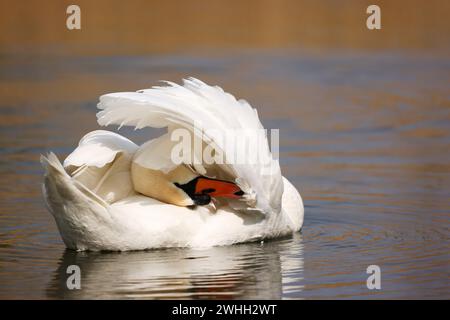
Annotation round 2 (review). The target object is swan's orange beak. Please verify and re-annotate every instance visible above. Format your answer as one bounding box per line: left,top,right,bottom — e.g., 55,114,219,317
195,177,244,199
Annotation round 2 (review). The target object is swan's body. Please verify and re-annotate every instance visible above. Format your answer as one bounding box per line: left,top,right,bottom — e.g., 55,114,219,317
42,78,304,251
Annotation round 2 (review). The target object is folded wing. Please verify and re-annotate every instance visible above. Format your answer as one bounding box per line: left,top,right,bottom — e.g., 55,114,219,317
64,130,138,204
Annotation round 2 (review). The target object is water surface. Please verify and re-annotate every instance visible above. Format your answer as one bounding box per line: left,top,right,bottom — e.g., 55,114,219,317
0,50,449,299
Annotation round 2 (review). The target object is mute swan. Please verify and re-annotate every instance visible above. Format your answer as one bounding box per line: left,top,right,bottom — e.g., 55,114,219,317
41,78,304,251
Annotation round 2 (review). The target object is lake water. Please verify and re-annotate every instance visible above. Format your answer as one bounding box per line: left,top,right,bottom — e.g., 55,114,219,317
0,50,449,299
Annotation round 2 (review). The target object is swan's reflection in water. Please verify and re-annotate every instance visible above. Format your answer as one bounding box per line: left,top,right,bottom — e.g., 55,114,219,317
47,235,304,299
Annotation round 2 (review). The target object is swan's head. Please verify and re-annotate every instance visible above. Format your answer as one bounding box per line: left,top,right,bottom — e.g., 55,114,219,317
174,175,244,206
131,162,243,207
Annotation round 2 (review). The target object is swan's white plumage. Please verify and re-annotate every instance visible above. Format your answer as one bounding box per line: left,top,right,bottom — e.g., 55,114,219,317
42,78,304,251
64,130,138,169
132,132,183,174
62,130,138,204
42,152,302,251
97,78,283,215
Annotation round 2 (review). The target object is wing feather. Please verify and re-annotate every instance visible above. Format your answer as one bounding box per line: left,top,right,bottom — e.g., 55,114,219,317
64,130,138,169
97,78,282,214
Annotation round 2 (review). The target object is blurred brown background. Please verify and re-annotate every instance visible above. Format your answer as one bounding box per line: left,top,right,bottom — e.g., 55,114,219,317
1,0,449,55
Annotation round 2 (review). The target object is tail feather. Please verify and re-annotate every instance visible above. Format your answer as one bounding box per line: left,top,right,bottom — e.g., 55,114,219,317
41,152,108,209
41,152,66,176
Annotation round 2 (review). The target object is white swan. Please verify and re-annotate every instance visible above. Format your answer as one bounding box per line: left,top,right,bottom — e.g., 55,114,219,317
41,78,304,251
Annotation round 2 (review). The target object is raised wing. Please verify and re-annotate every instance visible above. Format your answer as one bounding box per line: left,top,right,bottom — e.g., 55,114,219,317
96,78,283,214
